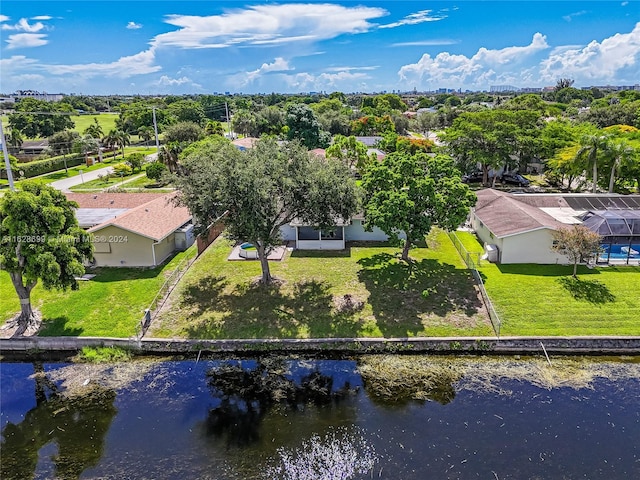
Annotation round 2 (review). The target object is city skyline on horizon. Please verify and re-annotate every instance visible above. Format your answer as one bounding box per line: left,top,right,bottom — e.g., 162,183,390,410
1,1,639,96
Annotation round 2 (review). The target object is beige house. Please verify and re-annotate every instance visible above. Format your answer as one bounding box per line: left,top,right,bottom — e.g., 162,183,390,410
67,192,193,267
471,189,575,264
471,189,640,265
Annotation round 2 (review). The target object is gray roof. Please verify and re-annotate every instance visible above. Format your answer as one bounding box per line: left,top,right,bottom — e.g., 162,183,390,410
76,208,129,228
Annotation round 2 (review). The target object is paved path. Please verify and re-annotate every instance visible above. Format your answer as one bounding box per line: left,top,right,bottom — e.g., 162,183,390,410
50,166,115,192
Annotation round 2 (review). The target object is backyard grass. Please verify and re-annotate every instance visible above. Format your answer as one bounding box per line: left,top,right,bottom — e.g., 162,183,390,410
456,232,640,336
149,229,493,339
0,248,196,337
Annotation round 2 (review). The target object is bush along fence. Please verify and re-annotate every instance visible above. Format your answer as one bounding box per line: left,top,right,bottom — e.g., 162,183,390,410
1,154,85,179
448,231,502,337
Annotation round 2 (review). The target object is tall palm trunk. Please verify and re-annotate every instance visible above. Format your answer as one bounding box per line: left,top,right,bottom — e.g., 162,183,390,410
592,155,598,194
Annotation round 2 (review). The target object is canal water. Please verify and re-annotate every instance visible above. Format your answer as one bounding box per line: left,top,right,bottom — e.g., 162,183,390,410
1,356,639,479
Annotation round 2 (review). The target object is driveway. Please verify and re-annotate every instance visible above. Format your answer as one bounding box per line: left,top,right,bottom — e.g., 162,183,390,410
50,166,114,192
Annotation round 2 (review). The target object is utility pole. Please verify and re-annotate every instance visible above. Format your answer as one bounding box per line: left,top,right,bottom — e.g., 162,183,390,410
152,107,160,154
0,117,16,191
225,102,232,139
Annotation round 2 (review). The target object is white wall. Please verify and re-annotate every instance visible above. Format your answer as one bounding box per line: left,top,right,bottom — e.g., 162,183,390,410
501,229,568,264
280,224,296,242
344,219,405,241
296,239,345,250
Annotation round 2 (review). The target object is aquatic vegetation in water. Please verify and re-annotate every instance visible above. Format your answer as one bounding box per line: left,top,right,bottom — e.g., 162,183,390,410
265,426,377,480
77,346,132,363
358,355,640,400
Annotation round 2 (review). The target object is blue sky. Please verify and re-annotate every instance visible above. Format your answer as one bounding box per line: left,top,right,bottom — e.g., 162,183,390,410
1,1,638,95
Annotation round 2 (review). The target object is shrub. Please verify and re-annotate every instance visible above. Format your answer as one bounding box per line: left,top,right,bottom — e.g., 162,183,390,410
112,162,133,177
1,154,84,179
77,346,131,363
146,161,167,182
126,152,145,172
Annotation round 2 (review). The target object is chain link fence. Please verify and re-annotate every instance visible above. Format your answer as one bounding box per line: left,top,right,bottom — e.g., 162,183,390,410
448,232,501,337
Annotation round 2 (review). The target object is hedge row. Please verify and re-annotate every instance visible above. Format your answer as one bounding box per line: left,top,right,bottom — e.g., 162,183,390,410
1,154,85,179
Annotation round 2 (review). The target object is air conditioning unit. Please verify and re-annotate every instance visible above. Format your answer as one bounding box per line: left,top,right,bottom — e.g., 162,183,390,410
485,244,499,263
175,224,196,251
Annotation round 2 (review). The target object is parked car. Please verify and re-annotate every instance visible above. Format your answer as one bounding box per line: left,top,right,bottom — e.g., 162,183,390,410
462,171,484,183
500,172,530,187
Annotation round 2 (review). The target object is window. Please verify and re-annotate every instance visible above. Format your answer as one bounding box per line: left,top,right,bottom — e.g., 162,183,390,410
298,226,320,240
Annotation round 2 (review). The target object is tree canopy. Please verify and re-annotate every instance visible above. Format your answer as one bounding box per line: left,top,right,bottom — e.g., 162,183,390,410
551,225,602,277
8,98,75,139
0,182,93,334
175,138,358,283
361,152,476,261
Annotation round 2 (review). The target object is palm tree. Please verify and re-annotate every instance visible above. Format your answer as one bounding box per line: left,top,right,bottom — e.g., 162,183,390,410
6,128,23,155
83,118,103,139
576,133,610,193
158,142,181,173
102,129,119,157
205,120,224,136
114,130,130,158
137,126,154,146
606,140,635,193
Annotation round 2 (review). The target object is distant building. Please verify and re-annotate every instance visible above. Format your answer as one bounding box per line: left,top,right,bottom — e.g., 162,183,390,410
10,90,65,102
490,85,518,93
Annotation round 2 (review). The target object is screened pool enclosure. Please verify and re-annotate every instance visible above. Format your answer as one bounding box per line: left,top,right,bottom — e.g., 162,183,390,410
581,210,640,265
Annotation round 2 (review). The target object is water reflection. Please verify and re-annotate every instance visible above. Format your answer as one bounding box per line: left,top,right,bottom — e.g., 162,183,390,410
1,363,117,480
0,357,638,480
203,360,358,448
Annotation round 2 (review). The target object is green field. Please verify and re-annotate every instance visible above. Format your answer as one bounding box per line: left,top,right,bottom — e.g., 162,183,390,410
0,248,196,337
150,230,493,339
71,113,119,135
455,232,640,336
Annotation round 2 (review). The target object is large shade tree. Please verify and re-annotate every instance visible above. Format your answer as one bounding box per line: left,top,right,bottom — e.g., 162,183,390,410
361,152,476,261
0,182,93,334
175,138,358,283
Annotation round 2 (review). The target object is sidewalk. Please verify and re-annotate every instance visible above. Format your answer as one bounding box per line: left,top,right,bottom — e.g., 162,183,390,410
50,166,115,192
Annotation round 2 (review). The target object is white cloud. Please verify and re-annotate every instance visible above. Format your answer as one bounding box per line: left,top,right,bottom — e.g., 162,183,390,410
279,70,370,91
156,75,201,88
398,33,549,87
152,3,387,49
539,22,640,82
6,33,48,49
31,16,53,21
1,18,46,32
236,57,292,86
44,48,161,78
379,10,446,29
127,21,142,30
0,15,10,23
563,10,588,22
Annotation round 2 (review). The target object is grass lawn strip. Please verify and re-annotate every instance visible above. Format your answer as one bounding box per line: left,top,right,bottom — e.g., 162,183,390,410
0,247,196,337
450,234,640,336
150,229,492,339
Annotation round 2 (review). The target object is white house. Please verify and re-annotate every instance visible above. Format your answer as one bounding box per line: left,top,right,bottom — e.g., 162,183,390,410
471,189,640,265
280,214,403,250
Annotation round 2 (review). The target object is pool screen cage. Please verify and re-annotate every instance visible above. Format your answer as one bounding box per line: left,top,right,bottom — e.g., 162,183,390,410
581,210,640,265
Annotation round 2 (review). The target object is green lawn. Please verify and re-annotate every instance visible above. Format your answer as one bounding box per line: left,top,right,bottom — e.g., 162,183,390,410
454,234,640,336
149,230,493,339
69,171,144,192
0,248,196,337
72,113,119,135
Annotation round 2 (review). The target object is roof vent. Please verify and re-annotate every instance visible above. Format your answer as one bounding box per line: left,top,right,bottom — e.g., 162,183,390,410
145,208,149,212
93,195,98,199
110,200,115,204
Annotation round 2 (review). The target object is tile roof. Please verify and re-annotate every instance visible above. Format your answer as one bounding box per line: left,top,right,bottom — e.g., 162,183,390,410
88,192,191,241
